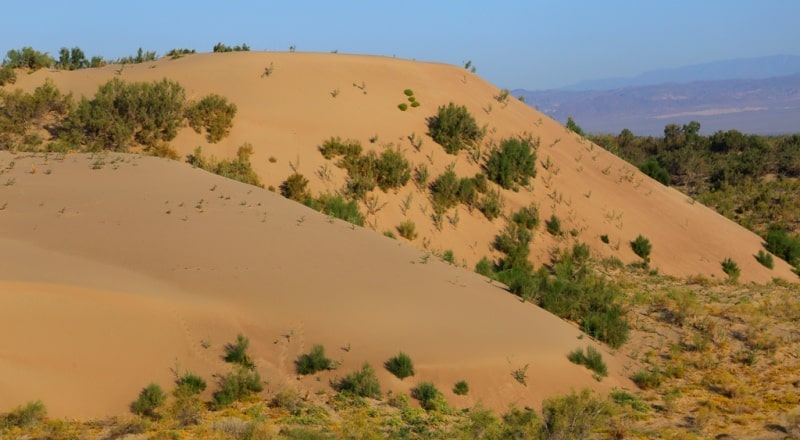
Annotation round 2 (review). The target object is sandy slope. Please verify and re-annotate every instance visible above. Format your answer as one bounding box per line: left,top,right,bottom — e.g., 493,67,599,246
0,152,633,418
1,52,795,418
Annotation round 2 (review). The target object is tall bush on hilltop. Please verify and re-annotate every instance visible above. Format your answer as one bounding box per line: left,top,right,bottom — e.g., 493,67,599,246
427,103,483,154
3,47,54,71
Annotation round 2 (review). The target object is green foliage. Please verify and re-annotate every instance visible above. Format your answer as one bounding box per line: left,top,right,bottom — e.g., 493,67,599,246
187,144,262,187
475,256,495,278
185,94,237,143
337,363,381,399
565,116,585,137
494,223,533,272
213,367,264,408
511,204,539,230
0,64,15,86
213,42,250,52
280,173,310,201
411,101,421,108
412,382,446,411
427,102,483,154
485,136,538,190
296,345,332,375
114,47,157,64
319,137,409,197
610,390,650,413
452,380,469,396
375,148,411,191
223,333,255,369
567,346,608,378
385,352,414,379
639,159,670,186
540,389,611,439
431,169,460,211
0,400,47,429
398,103,408,111
478,189,503,220
755,250,774,269
319,137,362,160
442,249,455,264
632,367,663,390
764,226,800,268
600,234,610,244
175,372,207,396
62,78,185,151
0,80,72,149
130,383,166,418
403,89,414,96
721,257,740,280
631,234,652,262
4,47,54,70
397,219,418,240
308,194,364,226
166,48,196,59
545,214,562,236
56,46,89,70
501,405,542,438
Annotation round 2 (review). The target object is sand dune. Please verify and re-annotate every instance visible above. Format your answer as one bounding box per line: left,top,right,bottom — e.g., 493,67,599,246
1,52,794,418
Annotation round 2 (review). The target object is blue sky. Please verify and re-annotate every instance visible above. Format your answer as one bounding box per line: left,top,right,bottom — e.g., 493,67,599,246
2,1,798,90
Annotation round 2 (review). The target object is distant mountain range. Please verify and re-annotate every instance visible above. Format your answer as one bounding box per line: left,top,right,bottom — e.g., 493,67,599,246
514,55,800,136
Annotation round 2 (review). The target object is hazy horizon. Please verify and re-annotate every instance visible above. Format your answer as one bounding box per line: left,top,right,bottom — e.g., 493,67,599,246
2,1,799,90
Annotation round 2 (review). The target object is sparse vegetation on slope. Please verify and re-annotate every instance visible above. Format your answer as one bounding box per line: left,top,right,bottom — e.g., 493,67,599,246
427,102,483,155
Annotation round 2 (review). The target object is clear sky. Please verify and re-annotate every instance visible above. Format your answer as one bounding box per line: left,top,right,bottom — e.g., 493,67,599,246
2,1,798,90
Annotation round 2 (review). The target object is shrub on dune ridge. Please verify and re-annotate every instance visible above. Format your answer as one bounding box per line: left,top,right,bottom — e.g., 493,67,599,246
185,94,237,143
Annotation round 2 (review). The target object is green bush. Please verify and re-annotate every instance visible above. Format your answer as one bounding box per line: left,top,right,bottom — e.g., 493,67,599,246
175,372,207,396
319,137,362,160
403,89,414,96
755,250,774,269
540,389,611,439
478,189,503,220
385,352,414,379
0,400,47,429
721,257,740,280
223,333,255,369
600,234,610,244
639,159,670,186
187,144,262,187
631,234,652,262
114,47,157,64
185,94,237,143
213,367,263,408
565,116,585,137
764,226,800,267
56,46,88,70
166,48,196,59
632,367,662,390
411,101,421,108
501,405,542,438
0,80,72,148
452,380,469,396
375,148,411,191
511,204,539,230
3,47,54,70
545,214,562,236
494,223,533,272
431,170,460,211
456,177,479,208
280,173,310,202
610,390,650,413
310,194,364,226
485,137,538,190
475,256,495,278
567,346,608,378
412,382,446,411
442,249,455,264
427,103,483,154
0,64,15,86
398,103,408,111
296,345,332,375
397,219,418,240
213,42,250,52
337,363,381,398
130,383,166,418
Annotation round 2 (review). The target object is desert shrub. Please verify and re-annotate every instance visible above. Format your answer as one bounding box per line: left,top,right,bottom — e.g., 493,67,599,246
430,169,460,211
171,373,206,426
310,194,364,226
0,64,16,85
166,48,196,58
540,389,611,439
479,189,503,220
501,405,542,438
545,214,562,236
0,400,47,429
639,159,670,186
764,226,800,267
114,47,157,64
213,42,250,52
610,390,649,413
385,352,414,379
582,307,630,349
0,80,72,148
296,345,332,375
55,46,89,70
130,383,166,418
600,234,610,244
270,388,305,415
632,367,662,390
280,173,310,202
567,346,608,378
185,94,237,143
375,148,411,191
62,78,185,151
398,103,408,111
631,234,652,262
411,101,421,108
721,257,740,280
213,367,264,408
414,163,429,188
755,250,774,269
223,333,255,369
442,249,455,264
485,136,538,190
511,204,539,230
475,256,495,278
565,116,585,137
494,223,533,272
397,220,418,240
403,89,414,96
412,382,446,411
452,380,469,396
427,103,483,154
4,47,54,70
319,137,361,160
176,372,207,396
337,363,381,398
456,177,479,208
188,144,262,187
383,230,396,239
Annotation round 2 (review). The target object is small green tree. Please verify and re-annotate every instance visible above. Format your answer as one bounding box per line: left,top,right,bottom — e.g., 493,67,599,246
431,170,460,211
130,383,166,419
185,94,237,143
4,47,54,70
485,137,538,190
631,234,652,263
427,103,483,154
385,352,415,379
721,257,740,281
295,345,332,375
375,148,411,191
223,333,255,369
